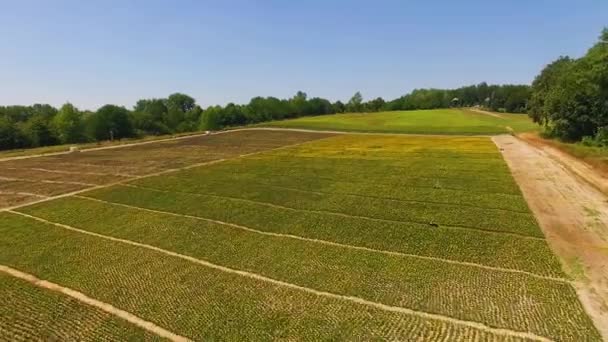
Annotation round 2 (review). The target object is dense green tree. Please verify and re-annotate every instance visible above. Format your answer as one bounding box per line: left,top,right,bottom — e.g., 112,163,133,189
167,93,196,113
366,97,386,112
289,91,309,117
528,28,608,141
20,115,57,147
0,117,21,150
332,101,346,113
346,92,363,112
199,106,223,130
52,103,83,144
87,105,133,141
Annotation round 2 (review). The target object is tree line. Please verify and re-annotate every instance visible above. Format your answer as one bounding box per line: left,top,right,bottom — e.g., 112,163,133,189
0,83,532,151
0,93,203,150
528,28,608,144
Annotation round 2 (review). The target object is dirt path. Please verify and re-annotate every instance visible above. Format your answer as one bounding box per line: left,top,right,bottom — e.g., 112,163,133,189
468,108,505,119
246,127,493,137
7,210,552,342
0,264,191,341
519,133,608,195
493,135,608,340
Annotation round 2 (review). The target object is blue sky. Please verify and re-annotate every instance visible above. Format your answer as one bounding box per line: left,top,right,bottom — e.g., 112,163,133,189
0,0,606,110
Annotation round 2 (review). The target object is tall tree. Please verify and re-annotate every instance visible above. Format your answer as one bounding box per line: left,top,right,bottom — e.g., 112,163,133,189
52,103,83,144
346,91,363,112
87,105,133,141
166,93,196,113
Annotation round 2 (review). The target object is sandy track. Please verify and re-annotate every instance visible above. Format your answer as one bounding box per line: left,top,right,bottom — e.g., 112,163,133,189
8,210,552,341
0,264,191,341
468,108,505,119
494,135,608,340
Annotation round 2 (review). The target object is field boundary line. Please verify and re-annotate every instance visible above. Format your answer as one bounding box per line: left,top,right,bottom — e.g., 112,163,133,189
4,167,133,178
244,127,496,138
7,210,552,342
209,169,523,198
0,191,49,198
121,183,545,241
74,195,570,283
0,264,191,342
0,134,335,213
0,176,96,187
171,178,530,214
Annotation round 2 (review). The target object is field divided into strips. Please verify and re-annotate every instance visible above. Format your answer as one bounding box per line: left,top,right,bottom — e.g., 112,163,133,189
0,133,601,340
0,130,333,208
1,213,536,341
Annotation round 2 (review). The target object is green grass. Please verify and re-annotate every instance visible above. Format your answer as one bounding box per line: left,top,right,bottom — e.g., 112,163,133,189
0,272,158,341
261,108,538,135
0,213,530,341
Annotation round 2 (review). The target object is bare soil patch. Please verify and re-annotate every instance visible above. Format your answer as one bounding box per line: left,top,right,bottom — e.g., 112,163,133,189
468,108,505,119
494,134,608,339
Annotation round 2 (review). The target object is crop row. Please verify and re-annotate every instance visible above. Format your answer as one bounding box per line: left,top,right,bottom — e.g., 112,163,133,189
0,272,156,341
17,196,577,338
273,134,504,153
83,185,559,275
121,180,540,237
0,213,541,341
187,156,516,185
160,169,529,212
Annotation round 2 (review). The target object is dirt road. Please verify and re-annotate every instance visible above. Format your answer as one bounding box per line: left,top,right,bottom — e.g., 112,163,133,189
494,135,608,340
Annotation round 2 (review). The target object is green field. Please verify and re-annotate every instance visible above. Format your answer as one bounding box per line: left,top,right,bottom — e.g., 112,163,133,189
261,108,538,134
0,130,601,340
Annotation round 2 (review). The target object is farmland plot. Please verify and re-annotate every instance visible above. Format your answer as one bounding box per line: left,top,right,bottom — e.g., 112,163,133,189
0,131,601,340
0,130,333,209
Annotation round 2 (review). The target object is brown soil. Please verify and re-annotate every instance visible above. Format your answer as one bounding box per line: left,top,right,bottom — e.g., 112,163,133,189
520,132,608,194
493,135,608,340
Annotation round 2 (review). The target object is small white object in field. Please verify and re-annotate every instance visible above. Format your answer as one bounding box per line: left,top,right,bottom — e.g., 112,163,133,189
205,131,211,135
69,146,80,153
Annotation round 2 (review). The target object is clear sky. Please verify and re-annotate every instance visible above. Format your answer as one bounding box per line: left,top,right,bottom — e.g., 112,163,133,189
1,0,606,110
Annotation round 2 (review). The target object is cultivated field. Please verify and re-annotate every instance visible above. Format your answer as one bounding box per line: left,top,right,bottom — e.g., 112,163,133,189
0,130,332,209
261,108,538,135
0,130,601,340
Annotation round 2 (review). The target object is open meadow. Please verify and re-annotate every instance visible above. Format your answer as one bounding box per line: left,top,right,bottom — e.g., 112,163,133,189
261,108,538,135
0,128,601,341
